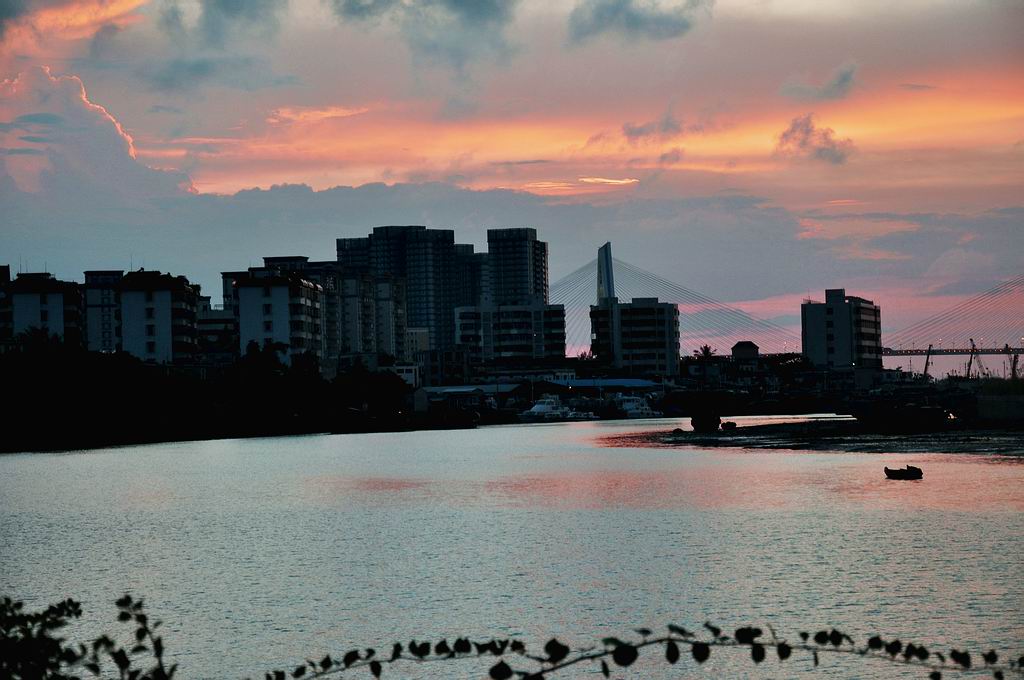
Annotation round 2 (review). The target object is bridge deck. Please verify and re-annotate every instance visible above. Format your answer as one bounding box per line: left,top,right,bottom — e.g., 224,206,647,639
883,348,1022,356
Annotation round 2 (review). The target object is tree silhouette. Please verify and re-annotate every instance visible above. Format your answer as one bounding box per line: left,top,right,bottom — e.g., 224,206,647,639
2,595,1020,680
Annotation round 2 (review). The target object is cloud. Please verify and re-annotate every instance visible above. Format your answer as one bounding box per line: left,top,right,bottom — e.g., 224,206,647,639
775,113,854,165
1,146,45,155
622,106,681,141
87,22,121,59
899,82,937,91
781,62,857,101
196,0,287,47
266,105,369,125
154,0,287,47
658,147,682,164
579,176,639,184
567,0,710,44
0,0,29,38
147,104,184,114
489,159,550,166
0,66,190,197
327,0,520,75
138,56,298,92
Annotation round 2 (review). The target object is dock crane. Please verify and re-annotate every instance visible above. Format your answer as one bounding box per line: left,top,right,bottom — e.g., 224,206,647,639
922,344,933,380
1007,344,1019,380
966,339,977,377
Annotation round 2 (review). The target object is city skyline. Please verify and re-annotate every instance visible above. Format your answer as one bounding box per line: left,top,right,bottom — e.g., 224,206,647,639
1,0,1022,337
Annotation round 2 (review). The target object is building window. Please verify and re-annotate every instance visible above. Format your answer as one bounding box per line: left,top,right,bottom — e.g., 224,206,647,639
146,341,155,354
40,310,48,322
145,291,154,302
264,321,273,332
145,307,155,319
263,303,272,315
146,325,155,337
263,286,271,297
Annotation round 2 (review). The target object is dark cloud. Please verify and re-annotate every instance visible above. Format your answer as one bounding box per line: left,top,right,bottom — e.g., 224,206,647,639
88,23,121,59
899,82,937,91
1,147,45,155
0,112,65,132
147,104,184,114
781,62,857,101
658,147,682,164
197,0,288,47
0,0,27,38
623,107,681,141
489,159,550,166
139,56,298,92
567,0,710,44
776,113,854,165
327,0,520,74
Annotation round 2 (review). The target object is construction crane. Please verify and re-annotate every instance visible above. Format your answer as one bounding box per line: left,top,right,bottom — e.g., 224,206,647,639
966,338,977,377
922,344,933,380
1006,344,1019,380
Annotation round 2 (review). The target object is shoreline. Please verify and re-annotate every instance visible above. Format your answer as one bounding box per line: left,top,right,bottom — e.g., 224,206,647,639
601,419,1024,456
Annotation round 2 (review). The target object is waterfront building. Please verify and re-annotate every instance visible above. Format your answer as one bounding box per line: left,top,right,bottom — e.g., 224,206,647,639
590,297,680,376
588,242,680,377
84,270,123,353
453,228,565,366
455,302,566,363
731,340,760,360
120,270,198,364
801,288,882,369
337,226,480,351
196,294,238,366
8,272,84,345
233,269,324,365
486,228,548,305
0,265,11,349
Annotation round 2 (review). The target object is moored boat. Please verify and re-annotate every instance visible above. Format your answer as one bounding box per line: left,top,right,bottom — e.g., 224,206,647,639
884,465,923,480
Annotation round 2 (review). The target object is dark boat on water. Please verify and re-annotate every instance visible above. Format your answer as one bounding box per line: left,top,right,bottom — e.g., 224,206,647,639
884,465,923,480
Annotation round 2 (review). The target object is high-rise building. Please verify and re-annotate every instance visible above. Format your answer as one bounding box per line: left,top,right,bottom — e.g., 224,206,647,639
84,270,123,353
590,297,680,376
455,303,565,363
195,294,238,367
486,228,548,305
336,226,477,351
589,243,680,376
120,270,198,364
0,265,11,349
234,269,324,365
454,228,565,365
8,273,84,346
801,288,882,369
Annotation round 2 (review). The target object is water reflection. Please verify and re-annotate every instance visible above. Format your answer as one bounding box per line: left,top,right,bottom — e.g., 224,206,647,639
1,421,1022,678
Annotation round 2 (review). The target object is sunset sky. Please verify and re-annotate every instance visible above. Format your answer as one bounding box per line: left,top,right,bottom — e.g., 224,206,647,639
1,0,1022,340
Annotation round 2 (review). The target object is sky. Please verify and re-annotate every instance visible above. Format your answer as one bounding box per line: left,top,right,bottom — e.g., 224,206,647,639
0,0,1022,344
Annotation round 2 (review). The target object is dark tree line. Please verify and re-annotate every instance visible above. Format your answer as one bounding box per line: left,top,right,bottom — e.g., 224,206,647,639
0,332,413,453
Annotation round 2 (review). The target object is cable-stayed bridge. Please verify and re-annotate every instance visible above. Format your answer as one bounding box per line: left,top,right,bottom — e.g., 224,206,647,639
882,274,1024,355
551,256,801,355
551,258,1024,357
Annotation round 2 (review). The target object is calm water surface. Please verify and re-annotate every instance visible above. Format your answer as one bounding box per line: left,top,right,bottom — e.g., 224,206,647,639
1,417,1022,678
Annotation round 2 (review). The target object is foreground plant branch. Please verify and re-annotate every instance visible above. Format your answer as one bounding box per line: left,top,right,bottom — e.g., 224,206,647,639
2,596,1020,680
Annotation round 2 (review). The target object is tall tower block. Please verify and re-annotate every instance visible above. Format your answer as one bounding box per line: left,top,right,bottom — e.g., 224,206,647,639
597,242,616,302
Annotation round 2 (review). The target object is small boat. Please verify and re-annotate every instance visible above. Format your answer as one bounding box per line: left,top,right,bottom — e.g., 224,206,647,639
884,465,923,480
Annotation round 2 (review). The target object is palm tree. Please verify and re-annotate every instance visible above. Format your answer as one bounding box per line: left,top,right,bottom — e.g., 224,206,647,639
693,344,716,361
693,344,717,389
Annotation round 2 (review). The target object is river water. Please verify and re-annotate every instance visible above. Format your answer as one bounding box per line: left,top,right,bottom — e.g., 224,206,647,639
1,417,1022,678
